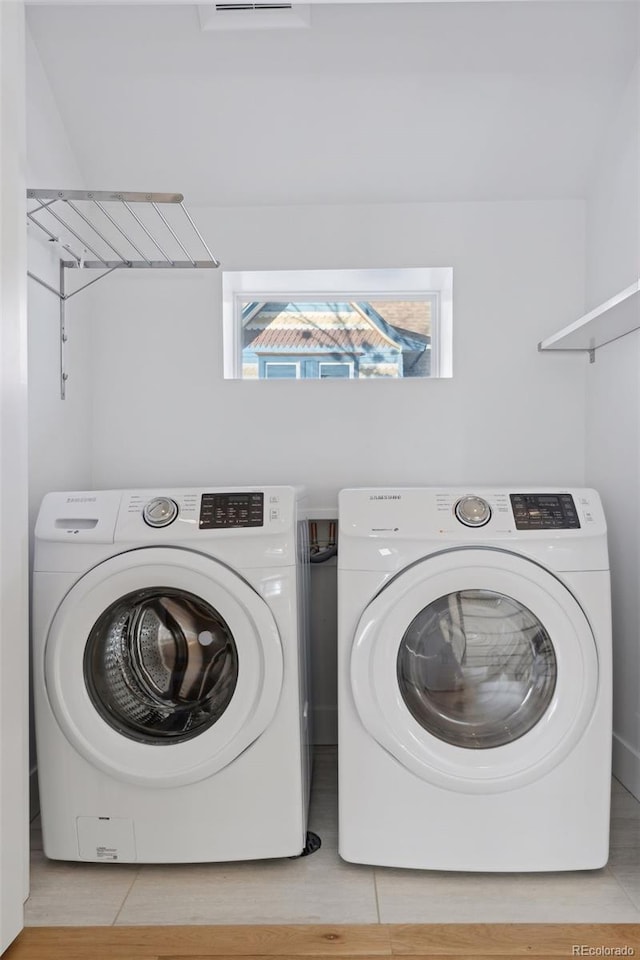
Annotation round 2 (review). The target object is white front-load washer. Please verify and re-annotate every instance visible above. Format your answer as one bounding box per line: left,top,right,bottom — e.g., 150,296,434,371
33,486,311,863
338,487,612,871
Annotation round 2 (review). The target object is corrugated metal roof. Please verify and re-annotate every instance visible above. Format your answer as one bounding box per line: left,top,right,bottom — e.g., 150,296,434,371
245,328,396,352
247,313,370,330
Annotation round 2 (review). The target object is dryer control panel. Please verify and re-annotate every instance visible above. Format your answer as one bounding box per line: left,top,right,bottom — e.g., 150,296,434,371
337,487,608,574
338,487,605,542
510,493,580,530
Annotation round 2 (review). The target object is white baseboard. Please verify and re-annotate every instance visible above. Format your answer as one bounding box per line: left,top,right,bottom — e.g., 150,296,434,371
612,731,640,801
312,706,337,745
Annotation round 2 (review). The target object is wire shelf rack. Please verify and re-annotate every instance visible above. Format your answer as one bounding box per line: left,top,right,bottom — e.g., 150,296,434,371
26,189,220,398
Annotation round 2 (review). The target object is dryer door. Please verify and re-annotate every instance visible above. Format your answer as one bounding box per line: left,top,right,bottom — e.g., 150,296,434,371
350,548,600,793
45,548,283,787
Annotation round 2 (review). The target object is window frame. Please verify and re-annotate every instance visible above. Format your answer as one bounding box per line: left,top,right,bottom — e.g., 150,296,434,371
223,267,453,381
263,360,301,380
318,361,355,380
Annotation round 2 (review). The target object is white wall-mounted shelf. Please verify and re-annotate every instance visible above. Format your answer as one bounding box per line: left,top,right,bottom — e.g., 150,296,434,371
538,280,640,362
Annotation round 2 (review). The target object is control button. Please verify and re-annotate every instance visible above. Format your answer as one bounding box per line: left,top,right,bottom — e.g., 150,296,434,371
454,495,491,527
142,497,179,528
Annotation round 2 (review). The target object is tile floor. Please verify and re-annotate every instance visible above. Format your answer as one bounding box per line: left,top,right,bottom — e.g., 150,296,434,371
26,747,640,926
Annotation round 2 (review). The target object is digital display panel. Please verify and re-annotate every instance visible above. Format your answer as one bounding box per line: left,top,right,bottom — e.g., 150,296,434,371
510,493,580,530
199,493,264,529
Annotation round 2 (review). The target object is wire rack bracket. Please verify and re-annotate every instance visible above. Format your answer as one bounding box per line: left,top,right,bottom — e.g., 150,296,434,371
27,189,220,399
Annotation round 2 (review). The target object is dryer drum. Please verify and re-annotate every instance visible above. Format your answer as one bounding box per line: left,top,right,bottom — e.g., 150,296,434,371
396,589,557,750
83,588,239,745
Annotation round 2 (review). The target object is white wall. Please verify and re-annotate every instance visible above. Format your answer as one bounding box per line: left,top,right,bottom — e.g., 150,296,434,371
585,56,640,798
25,26,93,811
0,1,29,949
90,199,587,501
586,59,640,310
26,26,93,511
88,197,588,740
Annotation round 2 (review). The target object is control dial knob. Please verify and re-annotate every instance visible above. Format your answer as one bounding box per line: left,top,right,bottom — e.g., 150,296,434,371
454,495,491,528
143,497,179,528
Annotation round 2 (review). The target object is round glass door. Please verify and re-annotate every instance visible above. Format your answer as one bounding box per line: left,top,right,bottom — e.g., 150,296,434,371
397,589,557,749
350,548,599,792
85,588,239,745
45,548,283,787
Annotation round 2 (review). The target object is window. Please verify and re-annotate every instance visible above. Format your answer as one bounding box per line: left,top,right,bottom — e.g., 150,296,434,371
264,361,300,379
319,362,353,379
223,268,453,380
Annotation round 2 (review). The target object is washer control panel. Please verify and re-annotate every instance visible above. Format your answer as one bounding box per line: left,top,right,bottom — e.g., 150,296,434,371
510,493,580,530
142,497,179,528
199,492,264,529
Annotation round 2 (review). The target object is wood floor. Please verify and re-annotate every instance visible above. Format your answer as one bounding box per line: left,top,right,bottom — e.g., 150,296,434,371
4,924,640,960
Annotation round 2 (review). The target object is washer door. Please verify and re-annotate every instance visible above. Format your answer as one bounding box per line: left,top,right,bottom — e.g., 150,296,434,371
45,548,283,787
350,548,599,793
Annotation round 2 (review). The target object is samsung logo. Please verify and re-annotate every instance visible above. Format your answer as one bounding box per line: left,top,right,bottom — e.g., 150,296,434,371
369,495,401,501
66,496,97,503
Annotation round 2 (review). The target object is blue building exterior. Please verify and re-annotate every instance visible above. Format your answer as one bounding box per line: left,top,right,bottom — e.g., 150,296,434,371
242,302,429,379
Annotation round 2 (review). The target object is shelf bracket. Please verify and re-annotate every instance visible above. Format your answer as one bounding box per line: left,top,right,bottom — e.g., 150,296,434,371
538,280,640,359
26,188,220,400
28,260,123,302
28,255,125,399
59,263,68,400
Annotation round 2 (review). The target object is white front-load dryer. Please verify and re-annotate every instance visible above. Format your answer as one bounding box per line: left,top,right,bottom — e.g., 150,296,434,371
33,486,311,863
338,487,612,871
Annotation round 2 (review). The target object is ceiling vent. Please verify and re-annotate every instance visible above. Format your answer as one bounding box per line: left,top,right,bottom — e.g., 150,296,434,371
198,3,311,31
